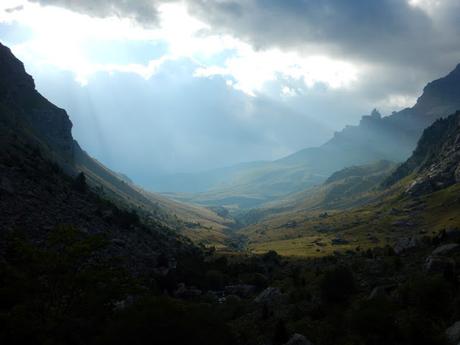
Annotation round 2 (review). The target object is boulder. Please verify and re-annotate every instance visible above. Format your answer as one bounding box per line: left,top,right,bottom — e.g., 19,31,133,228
284,333,313,345
331,238,349,245
254,287,283,304
224,284,256,298
0,176,14,194
393,237,418,255
445,228,460,241
174,283,202,299
425,256,455,274
368,284,397,300
446,321,460,344
432,243,460,256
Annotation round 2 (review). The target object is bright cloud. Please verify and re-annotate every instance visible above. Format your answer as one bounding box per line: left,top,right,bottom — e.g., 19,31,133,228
0,0,359,94
195,48,358,96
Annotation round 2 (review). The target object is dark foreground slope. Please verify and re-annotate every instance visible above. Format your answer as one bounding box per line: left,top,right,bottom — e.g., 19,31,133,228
159,65,460,209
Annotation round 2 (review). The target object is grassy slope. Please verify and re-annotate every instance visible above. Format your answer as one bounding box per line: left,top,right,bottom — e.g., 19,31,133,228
76,156,235,247
240,179,460,257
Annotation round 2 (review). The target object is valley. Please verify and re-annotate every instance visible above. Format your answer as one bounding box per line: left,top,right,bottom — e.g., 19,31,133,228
2,28,460,345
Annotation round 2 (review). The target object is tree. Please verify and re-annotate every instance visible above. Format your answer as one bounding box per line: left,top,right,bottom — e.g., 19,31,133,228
73,172,87,193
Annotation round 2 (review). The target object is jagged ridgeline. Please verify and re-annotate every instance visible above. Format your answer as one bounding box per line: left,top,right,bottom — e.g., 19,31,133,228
157,64,460,209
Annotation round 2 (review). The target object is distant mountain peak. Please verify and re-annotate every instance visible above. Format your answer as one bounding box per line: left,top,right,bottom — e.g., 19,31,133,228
370,108,382,118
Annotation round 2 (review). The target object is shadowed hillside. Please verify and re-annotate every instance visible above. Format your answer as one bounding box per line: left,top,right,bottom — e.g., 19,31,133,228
0,42,235,247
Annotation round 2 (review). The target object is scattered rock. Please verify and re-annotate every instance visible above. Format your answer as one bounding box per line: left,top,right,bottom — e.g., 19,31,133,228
446,321,460,344
284,333,313,345
432,243,460,256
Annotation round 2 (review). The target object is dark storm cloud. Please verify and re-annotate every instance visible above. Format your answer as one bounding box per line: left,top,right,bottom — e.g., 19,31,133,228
29,0,167,25
188,0,460,73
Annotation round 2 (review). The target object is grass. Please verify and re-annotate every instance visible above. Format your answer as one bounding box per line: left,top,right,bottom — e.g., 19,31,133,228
240,181,460,257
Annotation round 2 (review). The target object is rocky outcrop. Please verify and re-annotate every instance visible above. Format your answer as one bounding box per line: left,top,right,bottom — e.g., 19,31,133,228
385,111,460,194
0,43,74,162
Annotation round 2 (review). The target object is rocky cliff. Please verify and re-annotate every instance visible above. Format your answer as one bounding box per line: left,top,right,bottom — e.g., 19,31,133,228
385,111,460,195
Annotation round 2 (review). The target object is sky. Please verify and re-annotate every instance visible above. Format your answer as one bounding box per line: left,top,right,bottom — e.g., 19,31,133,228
1,0,460,186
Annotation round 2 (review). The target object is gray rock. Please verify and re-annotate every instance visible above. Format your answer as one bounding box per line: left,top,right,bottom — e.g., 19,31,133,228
368,284,397,300
331,238,349,245
446,321,460,344
394,237,418,255
425,256,455,274
111,238,126,247
432,243,460,256
445,228,460,241
174,283,202,299
0,176,14,194
254,287,283,304
224,284,256,298
284,333,313,345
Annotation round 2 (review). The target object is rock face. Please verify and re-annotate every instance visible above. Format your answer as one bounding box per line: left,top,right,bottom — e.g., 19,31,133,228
0,42,200,275
0,43,74,161
385,111,460,194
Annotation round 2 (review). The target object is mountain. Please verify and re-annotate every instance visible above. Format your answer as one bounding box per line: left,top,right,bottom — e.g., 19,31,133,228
157,64,460,209
237,160,397,227
0,42,234,247
238,110,460,257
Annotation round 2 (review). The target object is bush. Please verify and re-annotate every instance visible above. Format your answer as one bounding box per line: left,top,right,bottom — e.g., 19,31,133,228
98,297,235,345
73,172,87,193
320,266,355,304
400,275,453,317
350,297,399,344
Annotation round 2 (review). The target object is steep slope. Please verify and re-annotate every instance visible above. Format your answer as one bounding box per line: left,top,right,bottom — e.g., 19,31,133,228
384,111,460,195
0,42,233,247
237,160,397,226
159,65,460,208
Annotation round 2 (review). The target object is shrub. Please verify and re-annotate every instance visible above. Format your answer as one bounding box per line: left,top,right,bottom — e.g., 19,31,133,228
320,266,355,304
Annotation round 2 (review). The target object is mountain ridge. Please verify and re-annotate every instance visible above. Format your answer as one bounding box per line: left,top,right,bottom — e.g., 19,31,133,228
156,62,460,209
